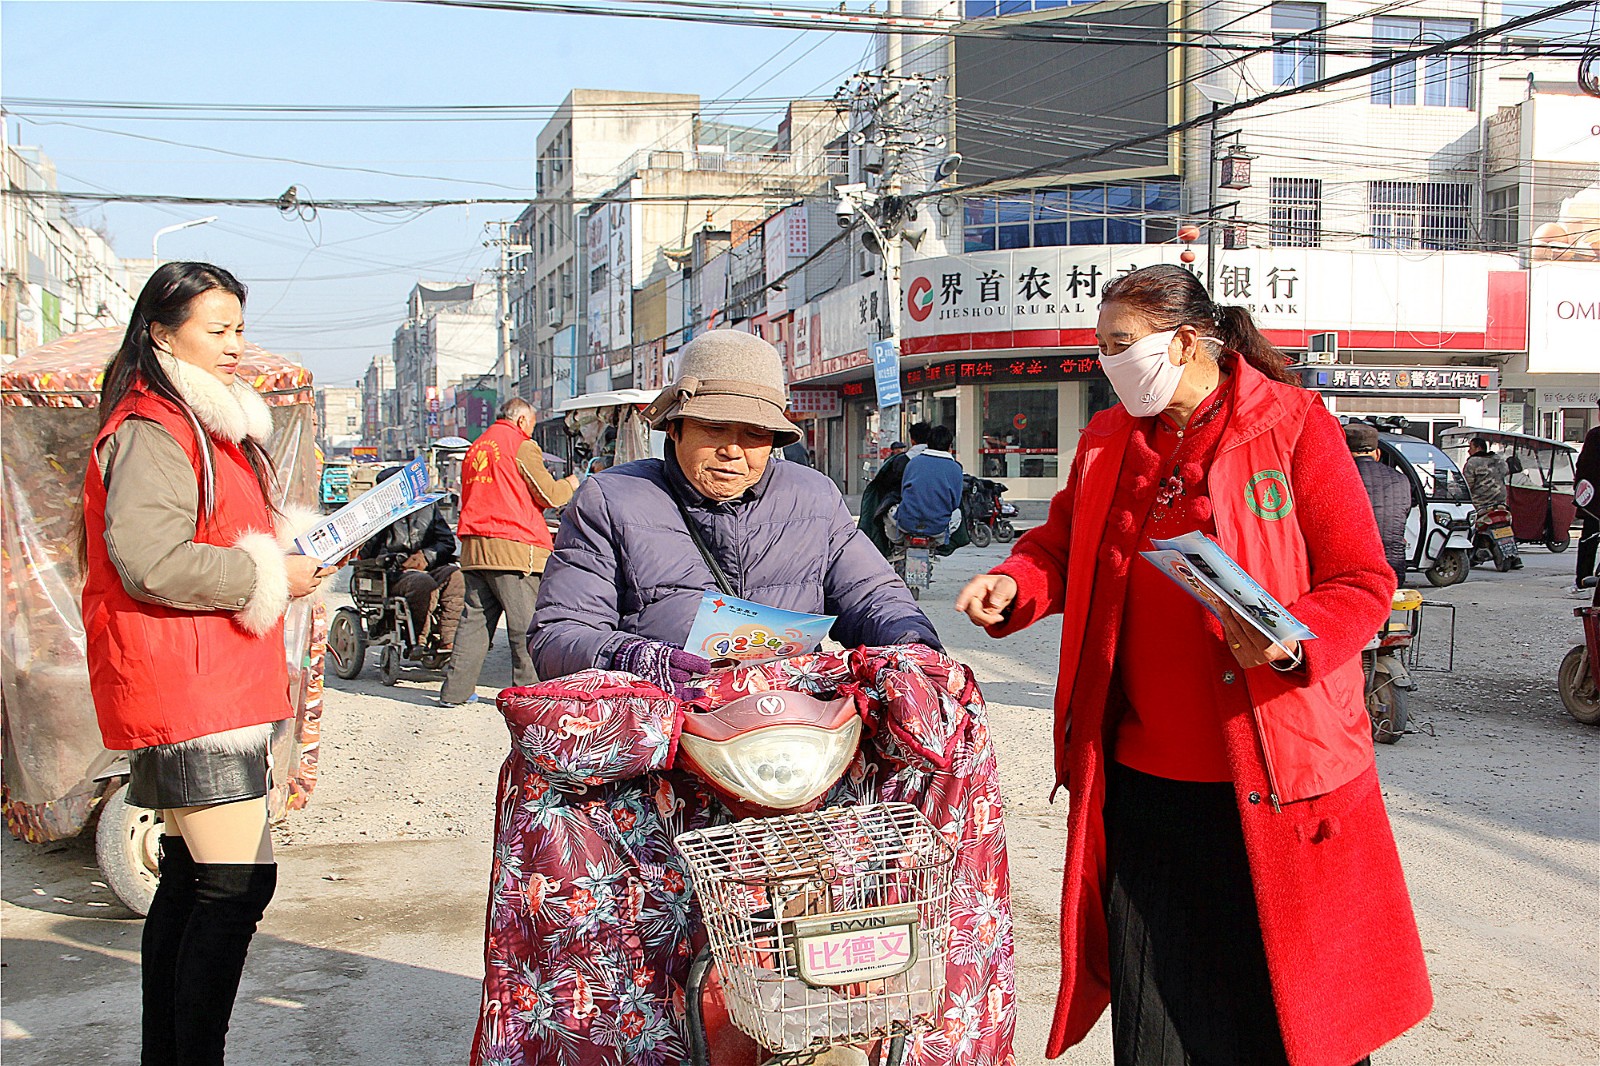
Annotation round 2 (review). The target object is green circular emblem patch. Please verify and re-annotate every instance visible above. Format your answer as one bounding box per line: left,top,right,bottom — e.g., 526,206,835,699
1246,469,1294,521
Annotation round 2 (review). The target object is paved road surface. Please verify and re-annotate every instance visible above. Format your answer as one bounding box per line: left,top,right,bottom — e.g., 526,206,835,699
5,544,1596,1064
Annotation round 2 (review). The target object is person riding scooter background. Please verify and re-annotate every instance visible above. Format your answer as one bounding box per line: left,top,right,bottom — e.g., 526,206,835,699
858,420,931,556
358,465,464,655
1347,421,1411,586
1463,435,1509,513
885,423,964,547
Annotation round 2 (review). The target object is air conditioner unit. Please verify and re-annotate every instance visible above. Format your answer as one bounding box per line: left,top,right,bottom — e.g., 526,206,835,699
1307,331,1338,364
546,307,563,328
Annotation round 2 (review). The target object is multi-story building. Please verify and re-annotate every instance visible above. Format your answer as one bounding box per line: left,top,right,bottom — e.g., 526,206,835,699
1488,87,1600,441
2,141,137,359
361,352,400,458
768,0,1598,498
315,386,364,458
391,282,496,455
511,90,846,424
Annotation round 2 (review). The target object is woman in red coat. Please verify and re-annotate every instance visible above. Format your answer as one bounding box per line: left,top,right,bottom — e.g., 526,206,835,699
80,262,327,1065
956,265,1430,1066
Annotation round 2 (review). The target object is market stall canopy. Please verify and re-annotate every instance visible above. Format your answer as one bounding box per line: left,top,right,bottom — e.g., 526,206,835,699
555,388,655,413
1,327,313,409
1,327,324,842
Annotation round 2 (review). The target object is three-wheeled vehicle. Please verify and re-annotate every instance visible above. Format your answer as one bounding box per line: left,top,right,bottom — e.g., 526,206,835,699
1439,427,1579,553
556,388,664,474
1,329,329,915
1360,421,1477,587
429,435,472,524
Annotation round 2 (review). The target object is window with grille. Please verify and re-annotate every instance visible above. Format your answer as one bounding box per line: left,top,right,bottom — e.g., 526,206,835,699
1270,178,1323,247
1486,187,1519,250
1369,181,1472,249
1273,3,1325,87
1371,17,1474,107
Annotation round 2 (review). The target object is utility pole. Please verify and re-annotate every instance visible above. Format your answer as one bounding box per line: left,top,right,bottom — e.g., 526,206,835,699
834,14,944,475
1206,102,1221,293
484,220,531,402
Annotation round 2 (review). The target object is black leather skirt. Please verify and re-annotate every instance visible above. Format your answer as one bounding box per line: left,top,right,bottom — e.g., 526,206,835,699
126,727,271,810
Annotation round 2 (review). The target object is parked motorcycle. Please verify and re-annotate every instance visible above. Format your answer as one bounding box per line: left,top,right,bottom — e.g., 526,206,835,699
1560,576,1600,725
960,476,1016,548
674,686,955,1066
1363,588,1433,743
1470,506,1524,572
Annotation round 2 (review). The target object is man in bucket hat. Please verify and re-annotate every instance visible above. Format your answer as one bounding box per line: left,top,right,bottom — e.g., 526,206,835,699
527,329,939,693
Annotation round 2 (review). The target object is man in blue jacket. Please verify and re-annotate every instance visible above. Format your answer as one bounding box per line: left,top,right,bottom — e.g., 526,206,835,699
888,423,964,545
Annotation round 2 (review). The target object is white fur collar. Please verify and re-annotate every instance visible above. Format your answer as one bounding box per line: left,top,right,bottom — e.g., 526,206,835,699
157,353,274,445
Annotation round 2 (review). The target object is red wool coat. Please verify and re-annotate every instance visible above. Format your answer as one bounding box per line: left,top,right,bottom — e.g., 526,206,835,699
989,359,1431,1066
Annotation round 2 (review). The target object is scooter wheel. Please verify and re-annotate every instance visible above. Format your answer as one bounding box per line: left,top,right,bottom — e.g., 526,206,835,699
968,521,992,548
1559,645,1600,724
995,520,1016,543
1547,533,1571,553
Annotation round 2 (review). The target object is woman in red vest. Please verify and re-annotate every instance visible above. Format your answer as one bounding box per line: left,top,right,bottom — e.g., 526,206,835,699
956,265,1431,1066
80,262,327,1065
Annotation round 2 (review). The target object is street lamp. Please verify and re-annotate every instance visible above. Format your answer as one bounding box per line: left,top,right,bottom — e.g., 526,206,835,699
151,216,219,262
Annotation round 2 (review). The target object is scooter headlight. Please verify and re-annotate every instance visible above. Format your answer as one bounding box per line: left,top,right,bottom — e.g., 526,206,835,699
678,718,862,811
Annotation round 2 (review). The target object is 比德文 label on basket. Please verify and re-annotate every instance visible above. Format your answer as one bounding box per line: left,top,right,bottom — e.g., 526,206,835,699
790,904,921,987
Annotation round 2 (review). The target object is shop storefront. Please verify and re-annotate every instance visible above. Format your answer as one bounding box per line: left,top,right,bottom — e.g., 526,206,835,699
894,244,1531,497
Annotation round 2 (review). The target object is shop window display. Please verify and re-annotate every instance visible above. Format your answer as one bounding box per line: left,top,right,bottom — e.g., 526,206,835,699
981,384,1058,479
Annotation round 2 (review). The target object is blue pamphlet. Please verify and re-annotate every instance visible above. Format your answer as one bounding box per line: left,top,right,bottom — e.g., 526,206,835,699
683,592,837,664
294,456,444,562
1140,531,1315,655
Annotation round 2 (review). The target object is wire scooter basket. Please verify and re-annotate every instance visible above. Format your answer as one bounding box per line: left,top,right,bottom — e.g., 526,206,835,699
674,801,956,1057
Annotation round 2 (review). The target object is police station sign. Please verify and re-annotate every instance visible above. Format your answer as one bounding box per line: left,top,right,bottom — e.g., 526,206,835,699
901,246,1524,355
1296,365,1499,395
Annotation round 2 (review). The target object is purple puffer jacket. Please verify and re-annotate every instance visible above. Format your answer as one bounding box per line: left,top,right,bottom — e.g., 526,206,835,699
529,452,939,676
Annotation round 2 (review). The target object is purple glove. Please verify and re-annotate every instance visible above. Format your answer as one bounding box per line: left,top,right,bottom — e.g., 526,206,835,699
609,637,711,700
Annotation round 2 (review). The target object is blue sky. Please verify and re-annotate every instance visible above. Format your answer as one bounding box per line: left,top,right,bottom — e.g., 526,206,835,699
2,1,867,383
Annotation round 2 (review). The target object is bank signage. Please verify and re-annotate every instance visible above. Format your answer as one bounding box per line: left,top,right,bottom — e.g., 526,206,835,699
901,247,1525,355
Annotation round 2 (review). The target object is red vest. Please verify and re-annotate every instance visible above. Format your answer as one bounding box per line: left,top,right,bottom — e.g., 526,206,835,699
81,385,290,750
456,419,553,550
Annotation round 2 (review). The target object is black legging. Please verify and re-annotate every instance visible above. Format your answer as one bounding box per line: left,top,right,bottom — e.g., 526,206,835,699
1578,512,1599,586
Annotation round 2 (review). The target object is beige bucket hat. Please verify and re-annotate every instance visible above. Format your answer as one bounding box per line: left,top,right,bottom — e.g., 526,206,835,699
642,329,802,447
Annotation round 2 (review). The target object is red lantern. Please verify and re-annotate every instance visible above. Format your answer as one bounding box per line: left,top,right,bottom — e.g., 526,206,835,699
1178,224,1200,243
1180,249,1197,264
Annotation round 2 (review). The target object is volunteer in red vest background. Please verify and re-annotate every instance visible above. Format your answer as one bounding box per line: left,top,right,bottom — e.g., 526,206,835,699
956,265,1431,1066
438,397,579,706
79,262,328,1065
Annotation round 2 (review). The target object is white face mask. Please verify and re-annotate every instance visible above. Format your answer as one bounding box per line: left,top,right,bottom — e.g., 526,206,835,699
1099,329,1181,418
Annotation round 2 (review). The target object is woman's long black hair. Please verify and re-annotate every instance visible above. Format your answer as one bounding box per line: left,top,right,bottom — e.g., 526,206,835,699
83,263,277,561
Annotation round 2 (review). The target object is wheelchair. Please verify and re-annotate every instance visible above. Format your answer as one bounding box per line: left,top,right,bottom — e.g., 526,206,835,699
327,556,455,685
